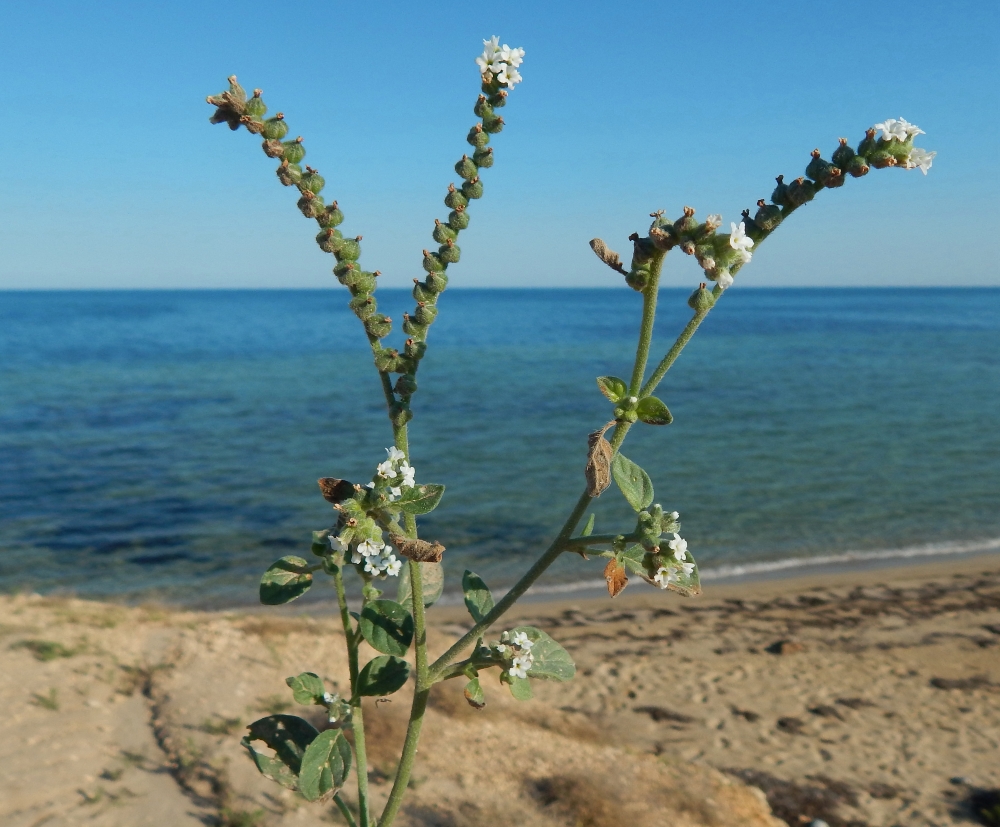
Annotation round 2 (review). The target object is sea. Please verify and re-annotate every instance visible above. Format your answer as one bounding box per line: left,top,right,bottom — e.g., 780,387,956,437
1,288,998,608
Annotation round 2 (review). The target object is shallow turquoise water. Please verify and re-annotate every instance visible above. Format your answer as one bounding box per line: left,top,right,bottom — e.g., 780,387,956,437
1,288,997,606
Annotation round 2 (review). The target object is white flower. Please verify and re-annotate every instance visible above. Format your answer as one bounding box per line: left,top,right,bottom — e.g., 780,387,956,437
384,556,402,577
897,117,924,138
670,511,679,520
322,692,335,705
329,535,348,552
678,561,696,577
705,213,723,230
736,249,752,265
729,222,754,253
500,44,525,68
495,643,508,655
388,486,401,501
667,534,688,562
906,147,936,175
653,566,676,589
357,538,382,558
717,270,734,289
365,482,375,489
476,36,501,75
398,462,416,488
873,118,909,142
364,557,384,575
496,63,522,87
351,550,363,565
512,631,533,650
509,653,533,679
376,459,397,480
385,447,406,463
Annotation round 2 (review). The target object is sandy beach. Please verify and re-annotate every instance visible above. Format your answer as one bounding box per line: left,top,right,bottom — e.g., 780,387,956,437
1,554,997,827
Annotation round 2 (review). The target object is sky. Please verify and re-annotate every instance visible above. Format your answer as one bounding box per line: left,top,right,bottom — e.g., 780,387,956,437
1,0,998,289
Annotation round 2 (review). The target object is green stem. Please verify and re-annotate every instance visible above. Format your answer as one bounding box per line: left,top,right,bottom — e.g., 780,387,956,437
334,792,359,827
639,308,711,398
334,567,371,827
629,251,666,396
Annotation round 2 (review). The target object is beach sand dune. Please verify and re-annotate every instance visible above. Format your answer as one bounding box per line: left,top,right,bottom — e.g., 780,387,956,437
1,556,996,826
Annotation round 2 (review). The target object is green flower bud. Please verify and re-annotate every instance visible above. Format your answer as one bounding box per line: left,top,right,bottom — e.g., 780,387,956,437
241,116,265,134
455,155,478,180
414,302,438,325
281,138,306,165
412,279,436,304
687,283,716,311
448,207,470,231
395,375,418,396
868,150,898,169
262,114,288,141
402,313,428,338
424,271,448,293
857,128,878,160
631,233,658,264
626,268,650,292
299,167,325,195
884,136,913,164
432,219,458,245
753,200,782,231
787,177,816,206
276,161,302,186
262,139,284,158
404,338,427,360
474,95,492,118
345,270,376,295
805,150,841,188
245,90,267,118
472,146,494,169
373,347,401,373
467,124,489,149
461,177,483,200
826,170,847,188
364,313,392,339
439,240,460,264
482,113,504,134
847,156,870,178
319,201,344,227
771,175,792,208
333,260,356,279
317,228,343,254
349,294,377,320
297,191,324,219
335,236,362,262
487,89,507,109
831,138,856,170
422,250,445,272
672,206,698,237
390,403,413,427
444,184,469,210
740,209,764,242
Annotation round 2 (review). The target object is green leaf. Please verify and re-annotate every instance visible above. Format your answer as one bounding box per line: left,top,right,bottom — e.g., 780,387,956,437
464,677,486,709
285,672,325,706
397,561,444,610
241,714,319,790
359,600,414,657
581,513,595,537
260,556,313,605
636,396,673,425
612,453,654,512
357,655,411,696
596,376,628,403
396,484,445,515
512,626,576,682
508,676,533,700
461,570,494,624
310,530,329,557
299,729,352,801
620,545,648,576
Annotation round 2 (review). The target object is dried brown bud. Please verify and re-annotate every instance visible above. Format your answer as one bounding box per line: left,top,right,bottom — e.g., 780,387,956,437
604,558,628,598
318,478,355,504
391,535,445,563
649,226,675,251
589,239,627,275
585,421,615,497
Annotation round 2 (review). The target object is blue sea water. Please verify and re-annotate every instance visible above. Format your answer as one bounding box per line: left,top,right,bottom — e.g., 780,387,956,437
1,288,998,608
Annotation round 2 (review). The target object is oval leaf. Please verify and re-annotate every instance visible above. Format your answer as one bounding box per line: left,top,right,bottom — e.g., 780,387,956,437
359,600,414,657
636,396,673,425
241,714,319,790
299,729,352,801
260,556,313,605
285,672,325,706
397,484,445,515
397,561,444,610
596,376,628,403
512,626,576,682
508,676,533,700
357,655,411,696
611,453,654,512
462,570,494,624
464,677,486,709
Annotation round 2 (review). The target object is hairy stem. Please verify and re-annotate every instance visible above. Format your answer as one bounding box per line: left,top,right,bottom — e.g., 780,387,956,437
639,307,711,398
629,252,666,396
334,792,359,827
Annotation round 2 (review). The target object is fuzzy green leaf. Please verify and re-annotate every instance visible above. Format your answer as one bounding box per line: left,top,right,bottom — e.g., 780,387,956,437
464,677,486,709
357,655,411,696
241,714,319,790
620,545,648,576
285,672,325,706
508,676,533,700
612,453,654,512
396,484,445,515
636,396,673,425
581,513,595,537
299,729,352,801
359,600,414,657
461,570,494,624
260,556,313,605
397,561,444,610
596,376,628,403
511,626,576,682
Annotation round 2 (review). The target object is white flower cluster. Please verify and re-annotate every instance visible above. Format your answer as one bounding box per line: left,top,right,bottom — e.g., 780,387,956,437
373,446,416,502
354,537,402,577
475,36,525,88
495,630,534,679
873,117,936,176
653,533,695,589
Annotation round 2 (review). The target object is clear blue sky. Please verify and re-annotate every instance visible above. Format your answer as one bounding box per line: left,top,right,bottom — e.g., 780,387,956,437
1,0,997,288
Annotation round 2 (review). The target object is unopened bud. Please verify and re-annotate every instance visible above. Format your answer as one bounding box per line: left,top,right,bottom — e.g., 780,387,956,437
404,338,427,360
262,139,284,158
482,113,504,134
394,375,418,396
364,313,392,339
787,177,816,206
680,240,696,256
444,184,469,210
753,200,783,231
439,240,461,264
245,90,267,118
349,294,377,320
297,192,324,219
467,124,490,148
414,302,438,325
771,175,791,208
316,228,343,254
424,271,449,293
472,147,494,169
448,207,470,231
262,114,288,141
335,237,361,262
455,155,478,180
868,151,898,169
687,283,716,311
857,128,878,160
474,95,492,118
276,161,303,187
461,177,484,200
281,138,306,165
846,156,870,178
422,250,445,273
832,138,856,170
299,168,325,195
318,202,344,228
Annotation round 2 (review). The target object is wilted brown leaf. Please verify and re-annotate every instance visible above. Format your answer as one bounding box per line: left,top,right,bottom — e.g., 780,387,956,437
390,535,445,563
318,477,355,504
604,558,628,598
585,422,615,497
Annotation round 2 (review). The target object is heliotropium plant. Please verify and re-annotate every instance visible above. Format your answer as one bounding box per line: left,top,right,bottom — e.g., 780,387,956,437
205,37,934,827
